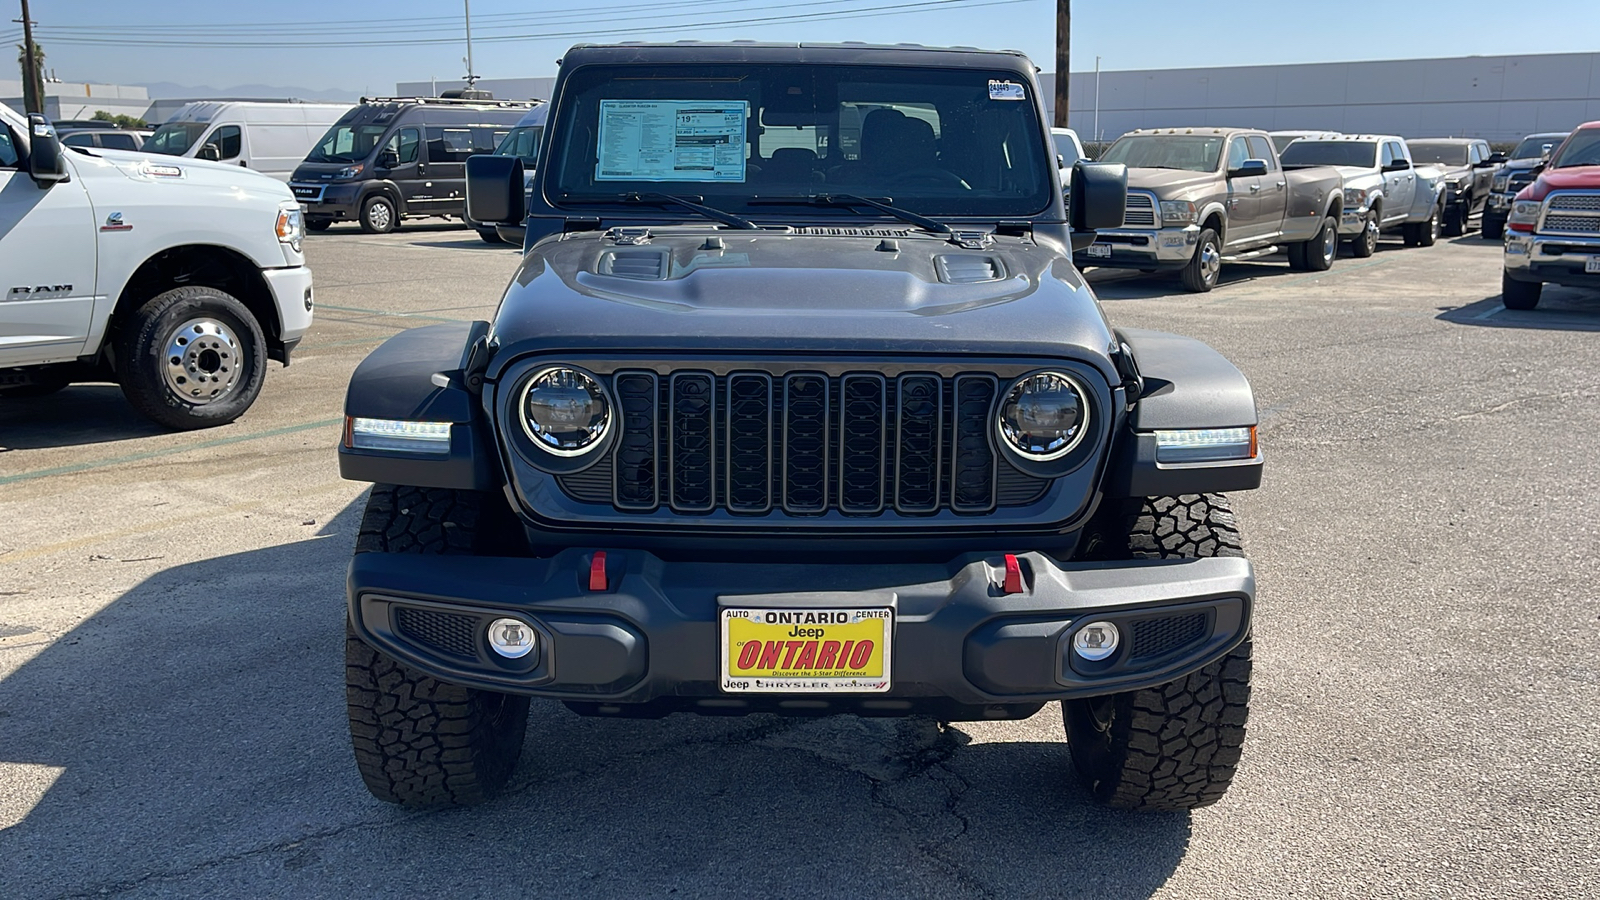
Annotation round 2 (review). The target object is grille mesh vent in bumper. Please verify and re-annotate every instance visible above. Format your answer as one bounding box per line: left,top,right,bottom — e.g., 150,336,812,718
1129,613,1208,661
395,607,478,660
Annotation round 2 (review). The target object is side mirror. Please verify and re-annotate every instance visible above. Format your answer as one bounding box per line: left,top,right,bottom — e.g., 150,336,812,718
1540,146,1554,161
1056,153,1067,169
1229,159,1269,178
197,143,221,161
1381,160,1411,173
377,149,399,170
466,153,526,225
25,114,69,187
1070,160,1127,232
1487,153,1508,165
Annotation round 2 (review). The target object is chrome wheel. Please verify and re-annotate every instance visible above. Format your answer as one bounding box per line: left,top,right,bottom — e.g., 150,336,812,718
162,318,242,405
1199,241,1221,286
1319,221,1337,264
1431,205,1442,242
368,201,393,231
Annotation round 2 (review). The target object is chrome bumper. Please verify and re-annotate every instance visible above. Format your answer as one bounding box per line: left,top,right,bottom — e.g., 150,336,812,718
1504,232,1600,285
1077,225,1199,269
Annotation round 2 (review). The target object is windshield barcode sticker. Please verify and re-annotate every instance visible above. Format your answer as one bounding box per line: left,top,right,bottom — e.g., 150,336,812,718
988,80,1026,101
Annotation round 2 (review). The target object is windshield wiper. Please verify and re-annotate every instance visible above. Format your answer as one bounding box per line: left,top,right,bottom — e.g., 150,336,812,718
571,191,758,230
749,193,950,234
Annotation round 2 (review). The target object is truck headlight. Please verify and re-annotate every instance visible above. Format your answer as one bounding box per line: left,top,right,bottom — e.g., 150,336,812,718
1154,427,1257,464
997,372,1089,461
1159,200,1196,226
1342,187,1367,208
519,366,612,456
1492,174,1509,192
346,417,452,454
336,164,364,180
1507,199,1543,230
275,206,304,247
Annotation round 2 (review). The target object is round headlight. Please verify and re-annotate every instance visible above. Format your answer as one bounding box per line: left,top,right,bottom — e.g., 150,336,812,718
997,371,1090,461
519,366,611,456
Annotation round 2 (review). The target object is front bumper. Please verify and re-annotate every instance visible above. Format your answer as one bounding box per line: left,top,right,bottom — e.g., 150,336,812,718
1504,232,1600,288
261,266,314,348
348,547,1253,718
1339,206,1372,237
292,181,364,219
1073,225,1199,271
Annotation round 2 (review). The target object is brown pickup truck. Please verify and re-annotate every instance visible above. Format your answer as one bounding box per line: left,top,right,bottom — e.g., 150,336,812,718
1077,127,1345,291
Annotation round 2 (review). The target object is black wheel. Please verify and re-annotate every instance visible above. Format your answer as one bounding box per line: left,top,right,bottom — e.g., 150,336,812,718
1415,202,1441,247
1443,200,1467,237
345,485,531,807
1350,209,1378,257
477,227,504,245
1180,227,1222,293
1482,217,1504,240
1064,494,1252,811
1290,216,1337,271
359,194,399,234
305,217,333,233
114,285,266,430
1501,272,1542,311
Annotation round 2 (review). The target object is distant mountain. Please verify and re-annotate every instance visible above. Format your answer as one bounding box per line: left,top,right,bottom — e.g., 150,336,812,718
136,81,360,102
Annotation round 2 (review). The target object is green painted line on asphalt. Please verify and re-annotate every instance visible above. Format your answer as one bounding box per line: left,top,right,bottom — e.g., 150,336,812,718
0,417,344,487
315,303,467,323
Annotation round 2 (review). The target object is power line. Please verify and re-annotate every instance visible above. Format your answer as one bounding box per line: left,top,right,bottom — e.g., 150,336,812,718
32,0,1029,49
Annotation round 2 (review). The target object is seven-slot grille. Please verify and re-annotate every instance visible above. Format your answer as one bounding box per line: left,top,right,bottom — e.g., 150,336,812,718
584,369,1030,516
1541,192,1600,235
1121,192,1157,227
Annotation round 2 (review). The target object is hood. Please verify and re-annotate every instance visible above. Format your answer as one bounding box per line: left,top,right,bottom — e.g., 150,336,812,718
1123,167,1218,197
78,148,293,199
1330,164,1381,187
486,227,1118,381
1527,166,1600,198
1502,157,1547,171
291,161,365,181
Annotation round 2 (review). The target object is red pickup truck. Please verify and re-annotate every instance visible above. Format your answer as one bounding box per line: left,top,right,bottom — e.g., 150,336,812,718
1502,122,1600,309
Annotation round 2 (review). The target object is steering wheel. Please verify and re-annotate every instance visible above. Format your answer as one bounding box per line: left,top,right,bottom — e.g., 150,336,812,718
889,167,971,190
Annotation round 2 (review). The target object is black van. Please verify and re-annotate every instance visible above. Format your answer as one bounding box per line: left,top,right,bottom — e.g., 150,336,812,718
290,96,535,233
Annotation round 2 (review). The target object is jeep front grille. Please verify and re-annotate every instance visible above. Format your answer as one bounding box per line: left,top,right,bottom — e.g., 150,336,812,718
560,369,1049,516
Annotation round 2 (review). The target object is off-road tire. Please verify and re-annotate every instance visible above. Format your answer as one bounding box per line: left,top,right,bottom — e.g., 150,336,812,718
345,485,531,807
1350,209,1378,257
1180,227,1222,293
1289,216,1337,272
306,217,333,232
1501,272,1542,311
359,194,399,234
115,286,266,430
1064,493,1252,810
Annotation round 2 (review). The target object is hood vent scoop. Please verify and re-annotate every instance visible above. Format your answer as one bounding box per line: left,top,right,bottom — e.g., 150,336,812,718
935,255,1003,284
598,249,669,281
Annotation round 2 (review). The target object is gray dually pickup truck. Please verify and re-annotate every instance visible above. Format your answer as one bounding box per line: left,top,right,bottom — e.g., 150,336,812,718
1078,127,1344,292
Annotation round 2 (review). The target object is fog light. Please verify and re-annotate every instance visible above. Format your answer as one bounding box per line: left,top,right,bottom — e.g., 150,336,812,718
487,617,537,659
1072,621,1120,661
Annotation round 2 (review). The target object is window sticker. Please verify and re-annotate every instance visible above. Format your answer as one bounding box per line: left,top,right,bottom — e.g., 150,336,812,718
596,100,749,182
988,80,1026,101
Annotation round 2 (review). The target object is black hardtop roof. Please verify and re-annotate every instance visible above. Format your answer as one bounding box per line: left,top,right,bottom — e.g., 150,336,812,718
558,41,1036,73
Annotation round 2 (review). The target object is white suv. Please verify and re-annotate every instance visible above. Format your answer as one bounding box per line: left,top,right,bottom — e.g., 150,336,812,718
0,106,312,429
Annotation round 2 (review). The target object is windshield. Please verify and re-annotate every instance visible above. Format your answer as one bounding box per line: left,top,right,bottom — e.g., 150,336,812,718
1098,135,1224,172
495,125,544,166
545,63,1052,218
1511,136,1565,160
307,124,390,163
144,122,207,156
1407,142,1469,166
1279,141,1376,168
1270,134,1307,152
1551,129,1600,168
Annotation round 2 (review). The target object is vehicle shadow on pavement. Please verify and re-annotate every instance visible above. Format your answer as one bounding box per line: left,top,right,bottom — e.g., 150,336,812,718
0,385,169,451
1438,293,1600,332
0,497,1191,898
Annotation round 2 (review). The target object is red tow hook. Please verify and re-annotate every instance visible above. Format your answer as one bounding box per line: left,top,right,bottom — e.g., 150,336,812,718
1002,554,1025,594
589,552,609,592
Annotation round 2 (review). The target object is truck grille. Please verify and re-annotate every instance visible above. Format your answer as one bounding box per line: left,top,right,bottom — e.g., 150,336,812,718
1542,193,1600,235
1122,192,1157,227
560,369,1051,516
1507,171,1536,192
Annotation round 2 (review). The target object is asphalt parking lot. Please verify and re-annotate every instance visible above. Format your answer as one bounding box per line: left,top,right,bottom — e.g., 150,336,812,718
2,224,1597,898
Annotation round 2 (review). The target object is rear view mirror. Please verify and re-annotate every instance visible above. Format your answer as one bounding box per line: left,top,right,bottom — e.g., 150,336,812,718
1230,159,1269,179
197,143,221,161
1382,160,1411,172
376,149,399,170
1070,160,1127,232
25,114,69,187
466,153,525,225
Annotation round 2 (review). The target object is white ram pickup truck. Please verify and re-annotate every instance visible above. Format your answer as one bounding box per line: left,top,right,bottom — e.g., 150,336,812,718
1278,134,1448,256
1,107,312,429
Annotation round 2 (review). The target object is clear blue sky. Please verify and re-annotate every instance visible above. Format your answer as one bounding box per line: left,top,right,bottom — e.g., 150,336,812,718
8,0,1600,95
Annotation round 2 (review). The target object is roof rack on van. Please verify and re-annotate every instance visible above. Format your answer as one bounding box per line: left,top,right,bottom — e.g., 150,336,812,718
358,96,538,109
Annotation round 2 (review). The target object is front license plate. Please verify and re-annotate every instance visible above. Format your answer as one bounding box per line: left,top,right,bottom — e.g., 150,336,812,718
720,607,893,693
1586,257,1600,274
1085,242,1112,258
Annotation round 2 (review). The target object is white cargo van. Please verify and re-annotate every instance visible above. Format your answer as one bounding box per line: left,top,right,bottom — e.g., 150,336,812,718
145,101,351,182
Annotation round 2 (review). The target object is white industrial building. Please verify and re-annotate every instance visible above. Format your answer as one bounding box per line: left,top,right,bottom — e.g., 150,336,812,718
0,79,150,121
1044,51,1600,143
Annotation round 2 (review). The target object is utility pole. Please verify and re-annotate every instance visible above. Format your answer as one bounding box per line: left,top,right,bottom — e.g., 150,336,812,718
463,0,478,88
1053,0,1069,128
1094,55,1101,143
17,0,43,114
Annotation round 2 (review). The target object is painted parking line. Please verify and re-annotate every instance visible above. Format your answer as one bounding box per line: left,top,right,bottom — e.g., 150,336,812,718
0,418,343,487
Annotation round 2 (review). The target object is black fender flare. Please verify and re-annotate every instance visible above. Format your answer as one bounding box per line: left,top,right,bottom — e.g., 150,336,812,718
338,321,500,490
1103,327,1263,497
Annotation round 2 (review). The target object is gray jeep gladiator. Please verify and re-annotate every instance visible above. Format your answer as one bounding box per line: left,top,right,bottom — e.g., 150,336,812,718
337,43,1264,812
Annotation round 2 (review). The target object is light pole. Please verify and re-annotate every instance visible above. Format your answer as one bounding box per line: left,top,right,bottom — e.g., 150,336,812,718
463,0,478,88
1094,55,1101,144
